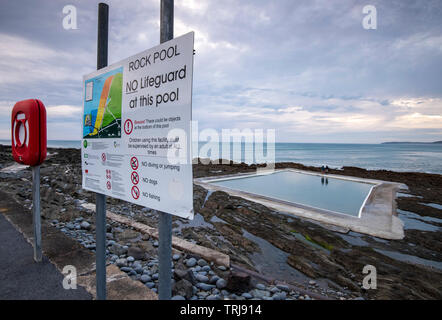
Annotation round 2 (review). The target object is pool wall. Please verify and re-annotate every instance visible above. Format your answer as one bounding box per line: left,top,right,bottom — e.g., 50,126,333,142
194,169,406,240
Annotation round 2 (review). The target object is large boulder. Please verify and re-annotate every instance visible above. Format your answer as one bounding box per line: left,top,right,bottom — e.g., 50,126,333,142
226,270,252,293
173,279,193,299
128,246,146,260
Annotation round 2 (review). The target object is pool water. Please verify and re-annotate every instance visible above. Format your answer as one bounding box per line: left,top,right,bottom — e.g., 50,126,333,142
210,171,374,217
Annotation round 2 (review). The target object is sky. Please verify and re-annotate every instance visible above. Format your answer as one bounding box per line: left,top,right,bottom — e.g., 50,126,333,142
0,0,441,143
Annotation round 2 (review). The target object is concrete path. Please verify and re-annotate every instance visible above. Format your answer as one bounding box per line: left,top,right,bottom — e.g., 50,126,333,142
0,213,92,300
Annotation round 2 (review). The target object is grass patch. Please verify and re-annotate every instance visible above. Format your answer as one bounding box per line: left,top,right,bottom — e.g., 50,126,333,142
304,234,334,251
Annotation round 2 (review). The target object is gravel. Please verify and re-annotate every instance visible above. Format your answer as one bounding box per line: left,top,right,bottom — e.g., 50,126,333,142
186,258,197,267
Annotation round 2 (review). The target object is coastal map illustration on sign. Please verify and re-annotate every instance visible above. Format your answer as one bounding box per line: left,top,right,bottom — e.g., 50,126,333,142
83,67,123,139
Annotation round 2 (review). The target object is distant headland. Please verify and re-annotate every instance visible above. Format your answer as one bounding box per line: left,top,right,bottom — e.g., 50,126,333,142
381,141,442,144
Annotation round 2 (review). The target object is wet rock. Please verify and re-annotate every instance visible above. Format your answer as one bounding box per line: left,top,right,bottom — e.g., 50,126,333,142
173,279,193,299
140,275,151,283
145,282,155,289
186,258,197,267
216,278,227,289
128,247,146,260
80,221,91,230
256,283,266,290
251,289,270,299
209,275,220,284
241,292,252,299
110,243,128,256
202,265,211,272
195,274,209,283
197,259,208,267
276,284,290,292
196,283,215,291
226,270,252,293
116,258,127,267
272,292,287,300
171,295,185,300
117,229,141,242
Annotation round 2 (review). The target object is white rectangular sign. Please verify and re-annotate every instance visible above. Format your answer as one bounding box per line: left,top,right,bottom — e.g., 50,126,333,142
81,32,194,219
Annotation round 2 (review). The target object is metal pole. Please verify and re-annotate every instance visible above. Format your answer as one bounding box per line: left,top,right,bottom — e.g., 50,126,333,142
32,165,42,262
158,0,173,301
96,2,108,301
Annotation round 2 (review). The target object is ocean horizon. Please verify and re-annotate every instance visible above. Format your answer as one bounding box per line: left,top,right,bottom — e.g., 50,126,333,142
1,139,441,174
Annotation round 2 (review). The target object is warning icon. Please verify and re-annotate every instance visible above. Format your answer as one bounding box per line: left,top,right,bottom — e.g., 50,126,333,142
131,171,139,185
131,185,140,199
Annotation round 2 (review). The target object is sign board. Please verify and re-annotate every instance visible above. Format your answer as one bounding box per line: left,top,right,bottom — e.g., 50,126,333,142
81,32,194,219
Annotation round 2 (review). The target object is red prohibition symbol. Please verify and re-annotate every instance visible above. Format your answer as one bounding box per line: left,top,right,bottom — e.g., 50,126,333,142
130,156,138,170
102,153,106,162
124,119,133,135
131,171,139,185
131,185,140,200
106,181,111,190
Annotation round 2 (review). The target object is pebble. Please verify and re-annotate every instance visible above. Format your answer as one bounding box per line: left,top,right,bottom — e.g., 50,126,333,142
197,259,208,267
196,275,209,283
206,295,219,300
210,276,220,284
272,292,287,300
80,221,91,230
140,275,151,283
218,266,227,271
202,265,211,272
216,278,227,289
256,283,266,290
172,295,185,300
309,280,316,286
145,282,155,289
276,284,290,292
116,258,127,267
241,293,252,299
153,240,159,247
186,258,197,267
172,254,181,261
127,256,135,263
270,287,280,293
196,283,215,291
251,289,270,299
152,273,159,281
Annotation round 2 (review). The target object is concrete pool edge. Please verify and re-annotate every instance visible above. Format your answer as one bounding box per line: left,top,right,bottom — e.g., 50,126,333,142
194,169,406,240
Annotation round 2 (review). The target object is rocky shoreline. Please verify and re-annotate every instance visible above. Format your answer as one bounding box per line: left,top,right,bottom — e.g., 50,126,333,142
0,145,441,300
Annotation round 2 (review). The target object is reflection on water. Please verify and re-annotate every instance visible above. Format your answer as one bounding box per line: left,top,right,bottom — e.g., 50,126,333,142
212,171,372,217
242,229,309,283
397,209,441,232
374,249,442,271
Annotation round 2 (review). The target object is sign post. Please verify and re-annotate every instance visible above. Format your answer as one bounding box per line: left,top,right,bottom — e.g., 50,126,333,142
82,1,193,301
32,165,42,262
11,98,47,262
95,2,108,301
158,0,174,301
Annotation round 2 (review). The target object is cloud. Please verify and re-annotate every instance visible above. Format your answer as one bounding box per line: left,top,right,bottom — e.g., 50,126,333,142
0,0,441,142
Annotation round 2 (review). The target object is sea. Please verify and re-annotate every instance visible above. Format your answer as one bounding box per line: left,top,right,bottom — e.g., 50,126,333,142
1,139,441,174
